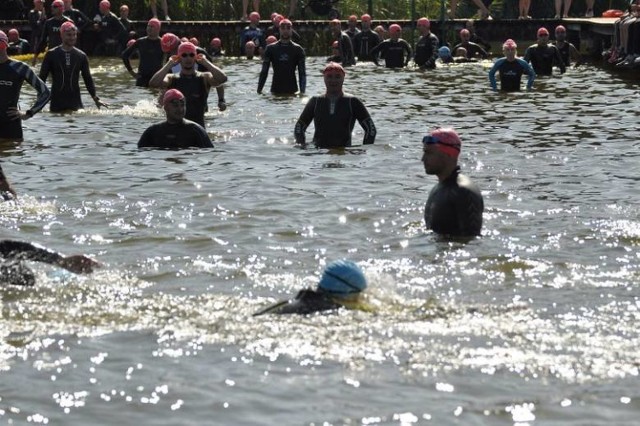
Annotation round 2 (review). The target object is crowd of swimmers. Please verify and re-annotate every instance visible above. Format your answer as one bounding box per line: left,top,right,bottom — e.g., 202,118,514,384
1,3,635,311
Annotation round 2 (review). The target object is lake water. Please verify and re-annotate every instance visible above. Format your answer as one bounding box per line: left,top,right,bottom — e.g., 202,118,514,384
0,56,639,425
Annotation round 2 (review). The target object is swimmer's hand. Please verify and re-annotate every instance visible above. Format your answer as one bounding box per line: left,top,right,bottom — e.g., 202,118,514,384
92,96,109,109
170,55,180,64
58,255,101,274
217,100,227,111
195,53,206,64
6,107,27,121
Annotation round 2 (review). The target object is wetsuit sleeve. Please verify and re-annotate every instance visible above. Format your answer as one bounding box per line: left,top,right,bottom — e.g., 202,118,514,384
80,55,98,98
523,47,532,63
516,58,536,90
554,46,566,74
194,124,214,148
428,35,439,67
38,51,52,82
137,126,154,148
11,61,50,114
454,188,484,237
35,23,49,55
0,240,64,265
488,59,503,91
121,39,138,73
257,46,271,93
294,97,316,144
297,46,306,93
370,42,383,65
352,98,376,145
403,40,413,66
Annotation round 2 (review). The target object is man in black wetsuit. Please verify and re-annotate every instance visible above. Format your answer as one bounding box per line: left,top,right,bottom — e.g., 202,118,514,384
62,0,91,34
0,240,99,287
294,62,376,149
422,128,484,237
122,18,164,87
452,29,489,60
352,14,381,62
253,260,368,316
524,27,566,76
552,25,582,67
370,24,412,68
32,0,73,65
0,31,50,142
414,17,439,69
346,15,361,41
39,22,108,112
7,29,31,55
138,89,213,149
149,41,227,127
258,19,306,95
28,0,47,56
92,0,126,56
329,19,356,67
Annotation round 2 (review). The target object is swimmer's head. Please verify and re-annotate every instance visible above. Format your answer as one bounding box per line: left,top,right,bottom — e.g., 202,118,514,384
537,27,549,39
455,46,467,58
417,17,430,29
323,61,345,76
0,31,8,51
361,14,372,22
459,28,471,41
8,29,19,42
177,41,197,57
245,40,256,57
59,21,77,35
374,25,386,37
389,24,402,39
422,128,462,159
147,18,161,31
318,260,367,295
161,33,180,53
266,35,277,45
189,37,199,46
348,15,358,24
162,88,185,106
555,25,567,41
331,40,339,50
274,14,284,25
503,39,517,59
502,38,517,50
51,0,64,11
330,19,341,32
438,46,451,59
249,11,260,23
99,0,110,12
210,38,221,48
280,19,292,27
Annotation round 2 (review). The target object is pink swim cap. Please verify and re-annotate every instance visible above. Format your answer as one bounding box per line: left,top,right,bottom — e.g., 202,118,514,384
177,42,197,56
280,19,292,27
52,0,64,8
389,24,402,34
210,38,221,48
147,18,161,30
99,0,110,10
361,14,371,22
8,28,19,38
163,89,185,106
537,27,549,37
417,17,430,27
0,31,8,50
245,40,256,48
161,33,180,53
189,37,199,46
348,15,357,22
323,62,345,75
249,11,260,22
555,25,566,33
423,128,462,159
59,21,77,34
460,28,470,37
502,38,517,49
266,35,277,44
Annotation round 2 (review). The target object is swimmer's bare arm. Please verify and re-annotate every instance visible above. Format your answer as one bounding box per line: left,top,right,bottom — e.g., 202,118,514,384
149,57,178,89
196,55,228,87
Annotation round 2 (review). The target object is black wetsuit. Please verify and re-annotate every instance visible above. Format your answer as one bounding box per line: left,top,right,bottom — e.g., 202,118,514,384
524,43,566,76
28,8,47,50
452,41,489,59
240,25,265,54
553,41,580,67
39,46,98,112
63,8,91,32
138,120,213,149
253,289,343,315
294,94,376,148
0,59,50,140
36,16,73,55
352,29,381,62
0,240,66,287
424,167,484,237
94,11,126,55
334,31,356,66
488,58,536,92
470,32,491,53
370,39,413,68
7,38,31,55
258,40,306,95
414,32,439,69
121,36,164,87
167,72,210,127
265,26,302,43
345,27,360,41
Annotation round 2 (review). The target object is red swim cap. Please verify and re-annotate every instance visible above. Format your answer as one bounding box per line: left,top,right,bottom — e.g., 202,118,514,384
52,0,64,8
348,15,357,22
537,27,549,37
59,21,77,34
417,17,430,27
361,14,371,22
555,25,566,33
177,42,197,56
163,89,185,106
502,38,517,49
249,11,260,22
323,62,345,75
8,28,19,38
460,28,470,37
99,0,110,10
210,38,221,48
266,35,277,45
189,37,199,46
389,24,402,34
423,128,462,159
161,33,180,53
280,19,292,27
0,31,8,50
245,40,256,48
147,18,161,30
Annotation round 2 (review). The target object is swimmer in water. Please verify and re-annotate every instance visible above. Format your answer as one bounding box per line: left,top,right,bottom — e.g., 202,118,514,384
489,39,535,92
294,62,376,149
1,240,100,287
258,19,306,95
422,128,484,237
524,27,566,76
0,164,17,200
552,25,582,67
352,14,381,62
414,17,439,70
452,29,489,60
121,18,165,87
370,24,412,68
253,260,368,315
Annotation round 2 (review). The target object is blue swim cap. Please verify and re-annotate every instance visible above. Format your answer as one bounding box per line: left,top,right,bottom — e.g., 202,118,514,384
318,260,367,294
438,46,451,58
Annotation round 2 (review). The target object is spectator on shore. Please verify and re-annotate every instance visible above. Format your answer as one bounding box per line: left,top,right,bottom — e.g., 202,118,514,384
150,0,170,21
518,0,532,19
554,0,572,18
449,0,493,20
352,14,381,62
241,0,260,21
